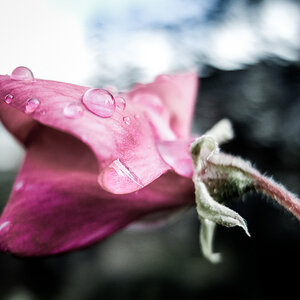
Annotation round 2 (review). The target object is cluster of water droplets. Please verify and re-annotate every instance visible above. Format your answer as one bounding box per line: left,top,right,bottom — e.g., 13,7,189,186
81,88,129,120
1,67,41,114
2,67,191,194
3,67,133,123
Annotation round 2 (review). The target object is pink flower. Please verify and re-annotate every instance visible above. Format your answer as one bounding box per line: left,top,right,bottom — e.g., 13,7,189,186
0,68,197,256
0,67,299,261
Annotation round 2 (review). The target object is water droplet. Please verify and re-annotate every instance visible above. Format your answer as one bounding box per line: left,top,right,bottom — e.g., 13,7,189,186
123,116,131,125
132,93,163,114
4,94,13,104
157,140,194,178
82,88,116,118
115,96,126,111
98,159,144,194
0,221,11,234
14,180,24,191
25,98,40,114
11,66,34,82
81,135,88,142
63,103,84,119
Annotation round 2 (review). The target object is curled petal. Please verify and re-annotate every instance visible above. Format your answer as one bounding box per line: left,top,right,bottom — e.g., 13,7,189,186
0,127,194,256
0,71,197,255
0,73,197,194
128,73,198,139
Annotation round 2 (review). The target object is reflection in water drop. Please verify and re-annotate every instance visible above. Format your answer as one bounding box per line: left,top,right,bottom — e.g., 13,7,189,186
99,158,144,194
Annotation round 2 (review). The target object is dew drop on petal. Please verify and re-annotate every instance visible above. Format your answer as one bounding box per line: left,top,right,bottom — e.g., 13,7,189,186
98,159,144,194
14,180,24,191
11,66,34,82
4,94,13,104
81,135,88,142
157,140,194,178
82,88,116,118
123,116,131,125
132,93,163,114
63,103,84,119
0,221,11,234
25,98,40,114
115,96,126,111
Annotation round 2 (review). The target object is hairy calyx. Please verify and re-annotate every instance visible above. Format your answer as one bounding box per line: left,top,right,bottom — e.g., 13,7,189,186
191,119,300,263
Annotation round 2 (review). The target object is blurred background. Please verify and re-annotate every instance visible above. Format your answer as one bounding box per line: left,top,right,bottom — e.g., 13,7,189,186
1,0,300,299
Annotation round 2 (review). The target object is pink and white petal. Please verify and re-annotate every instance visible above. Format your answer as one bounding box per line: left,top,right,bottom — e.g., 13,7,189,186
0,127,194,256
127,73,198,139
0,75,172,194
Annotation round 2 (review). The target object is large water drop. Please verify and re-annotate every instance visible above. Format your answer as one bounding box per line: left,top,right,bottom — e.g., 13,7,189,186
25,98,40,114
11,66,34,82
82,88,116,118
99,159,144,194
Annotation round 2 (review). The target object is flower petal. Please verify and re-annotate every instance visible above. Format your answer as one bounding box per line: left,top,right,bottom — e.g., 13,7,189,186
0,74,194,194
127,73,198,139
0,127,194,256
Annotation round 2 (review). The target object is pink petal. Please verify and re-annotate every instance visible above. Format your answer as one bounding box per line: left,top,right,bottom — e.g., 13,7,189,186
0,126,194,256
127,73,198,139
0,74,197,194
157,139,194,178
0,71,197,255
